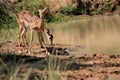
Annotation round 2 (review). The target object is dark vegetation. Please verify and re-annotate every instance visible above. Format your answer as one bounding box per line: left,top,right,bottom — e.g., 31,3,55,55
0,0,16,29
0,0,120,29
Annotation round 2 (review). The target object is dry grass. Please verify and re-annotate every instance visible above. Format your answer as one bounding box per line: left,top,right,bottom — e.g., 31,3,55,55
45,0,76,11
0,56,69,80
0,58,32,80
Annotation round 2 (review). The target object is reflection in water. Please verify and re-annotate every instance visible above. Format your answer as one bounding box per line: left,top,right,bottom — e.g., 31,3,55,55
49,15,120,55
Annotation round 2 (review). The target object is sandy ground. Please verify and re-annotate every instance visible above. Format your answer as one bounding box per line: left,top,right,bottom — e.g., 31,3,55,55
0,41,120,80
66,54,120,80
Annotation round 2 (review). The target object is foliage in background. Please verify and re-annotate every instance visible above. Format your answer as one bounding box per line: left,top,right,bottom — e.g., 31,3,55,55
104,2,112,12
59,5,87,15
15,0,43,14
59,5,77,15
0,0,66,29
0,0,16,29
0,0,120,29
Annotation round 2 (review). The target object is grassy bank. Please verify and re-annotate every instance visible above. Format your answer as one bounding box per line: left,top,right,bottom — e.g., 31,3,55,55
0,55,69,80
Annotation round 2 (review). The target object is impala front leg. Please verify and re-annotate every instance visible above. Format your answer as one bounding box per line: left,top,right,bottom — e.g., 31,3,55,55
41,33,50,55
28,29,34,54
38,32,50,55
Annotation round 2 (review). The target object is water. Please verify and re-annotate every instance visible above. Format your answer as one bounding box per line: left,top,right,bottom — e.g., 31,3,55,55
0,15,120,55
49,15,120,55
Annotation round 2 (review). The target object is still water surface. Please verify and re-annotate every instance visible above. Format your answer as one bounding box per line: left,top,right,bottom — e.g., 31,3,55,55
1,15,120,55
50,15,120,55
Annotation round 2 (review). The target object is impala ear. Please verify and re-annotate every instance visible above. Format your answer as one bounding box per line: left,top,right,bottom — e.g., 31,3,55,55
42,7,48,12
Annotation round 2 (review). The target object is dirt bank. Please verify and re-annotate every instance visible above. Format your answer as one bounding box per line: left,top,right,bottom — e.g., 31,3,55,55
0,41,120,80
0,41,82,57
66,54,120,80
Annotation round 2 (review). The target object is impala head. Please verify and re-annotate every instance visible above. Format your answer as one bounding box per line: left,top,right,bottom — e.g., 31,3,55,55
38,7,48,19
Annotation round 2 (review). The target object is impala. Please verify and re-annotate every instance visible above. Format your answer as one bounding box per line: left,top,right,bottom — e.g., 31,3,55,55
16,7,53,55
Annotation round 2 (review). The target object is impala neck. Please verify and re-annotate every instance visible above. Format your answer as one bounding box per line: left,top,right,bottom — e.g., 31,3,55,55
39,18,44,25
39,16,44,23
39,16,44,19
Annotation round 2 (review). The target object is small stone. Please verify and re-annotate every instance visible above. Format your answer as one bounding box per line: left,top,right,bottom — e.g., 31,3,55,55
109,55,116,58
0,45,2,47
93,54,97,57
80,78,84,80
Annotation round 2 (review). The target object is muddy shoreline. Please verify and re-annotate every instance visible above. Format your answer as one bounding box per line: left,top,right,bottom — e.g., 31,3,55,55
0,41,120,80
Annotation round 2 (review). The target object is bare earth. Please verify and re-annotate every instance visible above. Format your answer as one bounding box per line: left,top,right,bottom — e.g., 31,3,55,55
0,41,120,80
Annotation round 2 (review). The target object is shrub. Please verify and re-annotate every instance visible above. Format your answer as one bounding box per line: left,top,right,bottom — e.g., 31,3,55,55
44,10,55,23
0,1,14,29
54,13,67,23
15,0,44,13
104,2,111,12
95,8,103,14
59,5,78,15
80,9,87,15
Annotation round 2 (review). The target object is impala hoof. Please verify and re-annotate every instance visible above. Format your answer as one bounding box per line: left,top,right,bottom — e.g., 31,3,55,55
47,52,50,56
28,50,31,55
18,50,21,54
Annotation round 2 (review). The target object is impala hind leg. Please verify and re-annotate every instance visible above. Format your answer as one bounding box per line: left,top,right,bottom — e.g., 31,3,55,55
21,28,26,45
18,27,23,53
22,28,27,45
28,29,34,54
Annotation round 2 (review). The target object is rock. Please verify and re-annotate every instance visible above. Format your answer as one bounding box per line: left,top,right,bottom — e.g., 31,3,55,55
10,0,22,4
0,45,2,47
